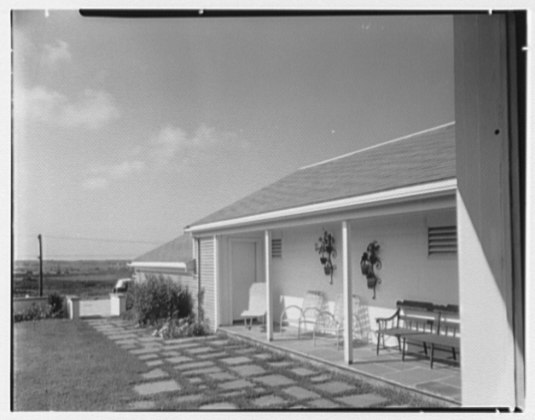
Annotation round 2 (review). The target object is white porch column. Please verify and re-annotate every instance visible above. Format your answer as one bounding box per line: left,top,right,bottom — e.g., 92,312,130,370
264,230,273,341
213,235,220,330
342,220,353,364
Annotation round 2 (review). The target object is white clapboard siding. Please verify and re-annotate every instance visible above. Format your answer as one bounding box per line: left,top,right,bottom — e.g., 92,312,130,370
200,238,215,330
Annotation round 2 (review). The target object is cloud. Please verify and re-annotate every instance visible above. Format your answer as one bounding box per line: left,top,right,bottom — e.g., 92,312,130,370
18,86,120,129
43,39,71,67
83,160,145,190
82,177,108,190
149,123,239,166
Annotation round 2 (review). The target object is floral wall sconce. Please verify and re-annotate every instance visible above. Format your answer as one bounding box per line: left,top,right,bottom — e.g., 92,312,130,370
360,241,382,299
315,229,337,284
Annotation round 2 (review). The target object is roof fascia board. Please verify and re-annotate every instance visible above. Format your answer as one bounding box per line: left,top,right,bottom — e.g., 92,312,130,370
187,178,457,235
191,194,456,238
129,262,187,270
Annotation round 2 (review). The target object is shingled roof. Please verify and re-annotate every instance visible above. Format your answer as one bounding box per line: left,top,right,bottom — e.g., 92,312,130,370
189,122,455,227
133,234,192,263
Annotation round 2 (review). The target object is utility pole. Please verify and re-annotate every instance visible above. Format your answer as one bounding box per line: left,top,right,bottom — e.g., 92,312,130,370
38,234,43,297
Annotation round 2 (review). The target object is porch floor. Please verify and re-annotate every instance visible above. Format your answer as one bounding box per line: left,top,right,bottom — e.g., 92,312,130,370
220,324,461,405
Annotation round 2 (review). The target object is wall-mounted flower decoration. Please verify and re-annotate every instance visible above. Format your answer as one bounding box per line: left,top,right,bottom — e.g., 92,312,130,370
315,229,337,284
360,241,382,299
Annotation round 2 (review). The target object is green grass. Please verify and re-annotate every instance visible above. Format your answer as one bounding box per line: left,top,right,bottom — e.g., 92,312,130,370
13,319,146,411
13,271,130,299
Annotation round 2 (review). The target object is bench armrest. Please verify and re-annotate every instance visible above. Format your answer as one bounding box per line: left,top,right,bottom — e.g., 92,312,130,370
376,308,400,330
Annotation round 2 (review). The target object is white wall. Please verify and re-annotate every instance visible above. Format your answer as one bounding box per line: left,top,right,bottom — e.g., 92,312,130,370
271,209,458,340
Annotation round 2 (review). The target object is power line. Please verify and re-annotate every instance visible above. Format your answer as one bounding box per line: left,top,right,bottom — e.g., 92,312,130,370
14,234,162,245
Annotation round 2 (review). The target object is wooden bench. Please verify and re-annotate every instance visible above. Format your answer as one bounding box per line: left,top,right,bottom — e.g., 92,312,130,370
376,300,437,356
402,305,460,368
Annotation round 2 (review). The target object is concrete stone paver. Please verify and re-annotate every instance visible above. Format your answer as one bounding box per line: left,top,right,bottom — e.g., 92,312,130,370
283,386,321,400
85,318,430,410
336,393,389,407
200,402,237,410
208,372,236,381
141,368,169,380
268,361,294,368
219,379,254,390
198,351,228,359
185,347,215,354
291,367,317,376
134,380,180,396
173,361,214,371
308,398,342,408
252,395,288,407
310,374,333,382
174,394,204,404
209,339,230,346
138,353,159,360
220,356,252,365
161,350,181,357
128,400,156,410
183,366,222,376
228,364,266,377
254,374,295,387
253,353,273,360
166,356,193,364
314,381,354,395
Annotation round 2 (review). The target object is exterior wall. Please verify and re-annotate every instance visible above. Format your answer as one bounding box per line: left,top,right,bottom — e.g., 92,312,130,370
350,210,458,334
199,237,216,330
454,14,517,406
271,209,458,339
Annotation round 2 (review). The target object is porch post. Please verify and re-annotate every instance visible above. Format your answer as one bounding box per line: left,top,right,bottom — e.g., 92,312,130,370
213,235,220,330
342,220,353,364
264,230,273,341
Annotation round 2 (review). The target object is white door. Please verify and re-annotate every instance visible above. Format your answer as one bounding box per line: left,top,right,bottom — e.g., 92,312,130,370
231,241,257,321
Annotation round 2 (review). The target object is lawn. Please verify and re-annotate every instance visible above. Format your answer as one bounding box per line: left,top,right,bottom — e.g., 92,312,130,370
13,319,145,411
13,272,128,299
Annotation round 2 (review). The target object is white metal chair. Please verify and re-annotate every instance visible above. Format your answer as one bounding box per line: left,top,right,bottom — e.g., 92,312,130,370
313,294,364,349
240,282,266,329
279,290,326,339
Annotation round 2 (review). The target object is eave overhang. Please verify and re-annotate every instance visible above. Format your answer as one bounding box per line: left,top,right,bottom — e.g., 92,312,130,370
186,178,457,235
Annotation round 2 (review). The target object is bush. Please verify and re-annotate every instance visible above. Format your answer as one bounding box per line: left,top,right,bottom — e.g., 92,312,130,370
47,293,66,318
14,293,68,322
154,315,210,339
131,275,194,326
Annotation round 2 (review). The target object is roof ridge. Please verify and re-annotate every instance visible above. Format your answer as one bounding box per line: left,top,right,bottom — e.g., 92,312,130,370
299,121,455,170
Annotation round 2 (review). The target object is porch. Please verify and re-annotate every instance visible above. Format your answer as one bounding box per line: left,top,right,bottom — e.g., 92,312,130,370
220,323,461,405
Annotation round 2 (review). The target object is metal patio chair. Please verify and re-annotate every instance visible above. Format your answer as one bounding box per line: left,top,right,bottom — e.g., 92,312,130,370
240,282,266,329
279,290,326,339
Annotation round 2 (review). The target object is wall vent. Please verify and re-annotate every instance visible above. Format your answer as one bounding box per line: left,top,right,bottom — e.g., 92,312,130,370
271,238,282,258
428,226,457,255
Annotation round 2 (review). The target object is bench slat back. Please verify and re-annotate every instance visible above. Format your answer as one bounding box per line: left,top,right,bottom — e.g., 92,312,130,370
397,300,437,333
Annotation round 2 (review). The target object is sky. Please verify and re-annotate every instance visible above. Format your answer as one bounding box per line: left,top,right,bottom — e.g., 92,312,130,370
12,11,454,260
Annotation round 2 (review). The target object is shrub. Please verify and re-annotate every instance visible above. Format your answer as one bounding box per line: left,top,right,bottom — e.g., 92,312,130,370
14,293,68,322
14,303,49,322
154,315,210,339
47,293,66,318
131,275,194,326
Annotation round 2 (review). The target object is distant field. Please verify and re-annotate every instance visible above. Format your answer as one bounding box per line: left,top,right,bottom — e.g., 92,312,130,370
13,270,132,299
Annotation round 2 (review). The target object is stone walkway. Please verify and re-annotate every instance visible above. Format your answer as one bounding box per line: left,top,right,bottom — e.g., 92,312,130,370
86,318,438,410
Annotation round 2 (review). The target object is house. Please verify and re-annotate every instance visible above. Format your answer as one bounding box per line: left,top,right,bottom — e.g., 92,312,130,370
129,234,198,303
185,15,526,408
186,121,457,359
173,14,524,409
